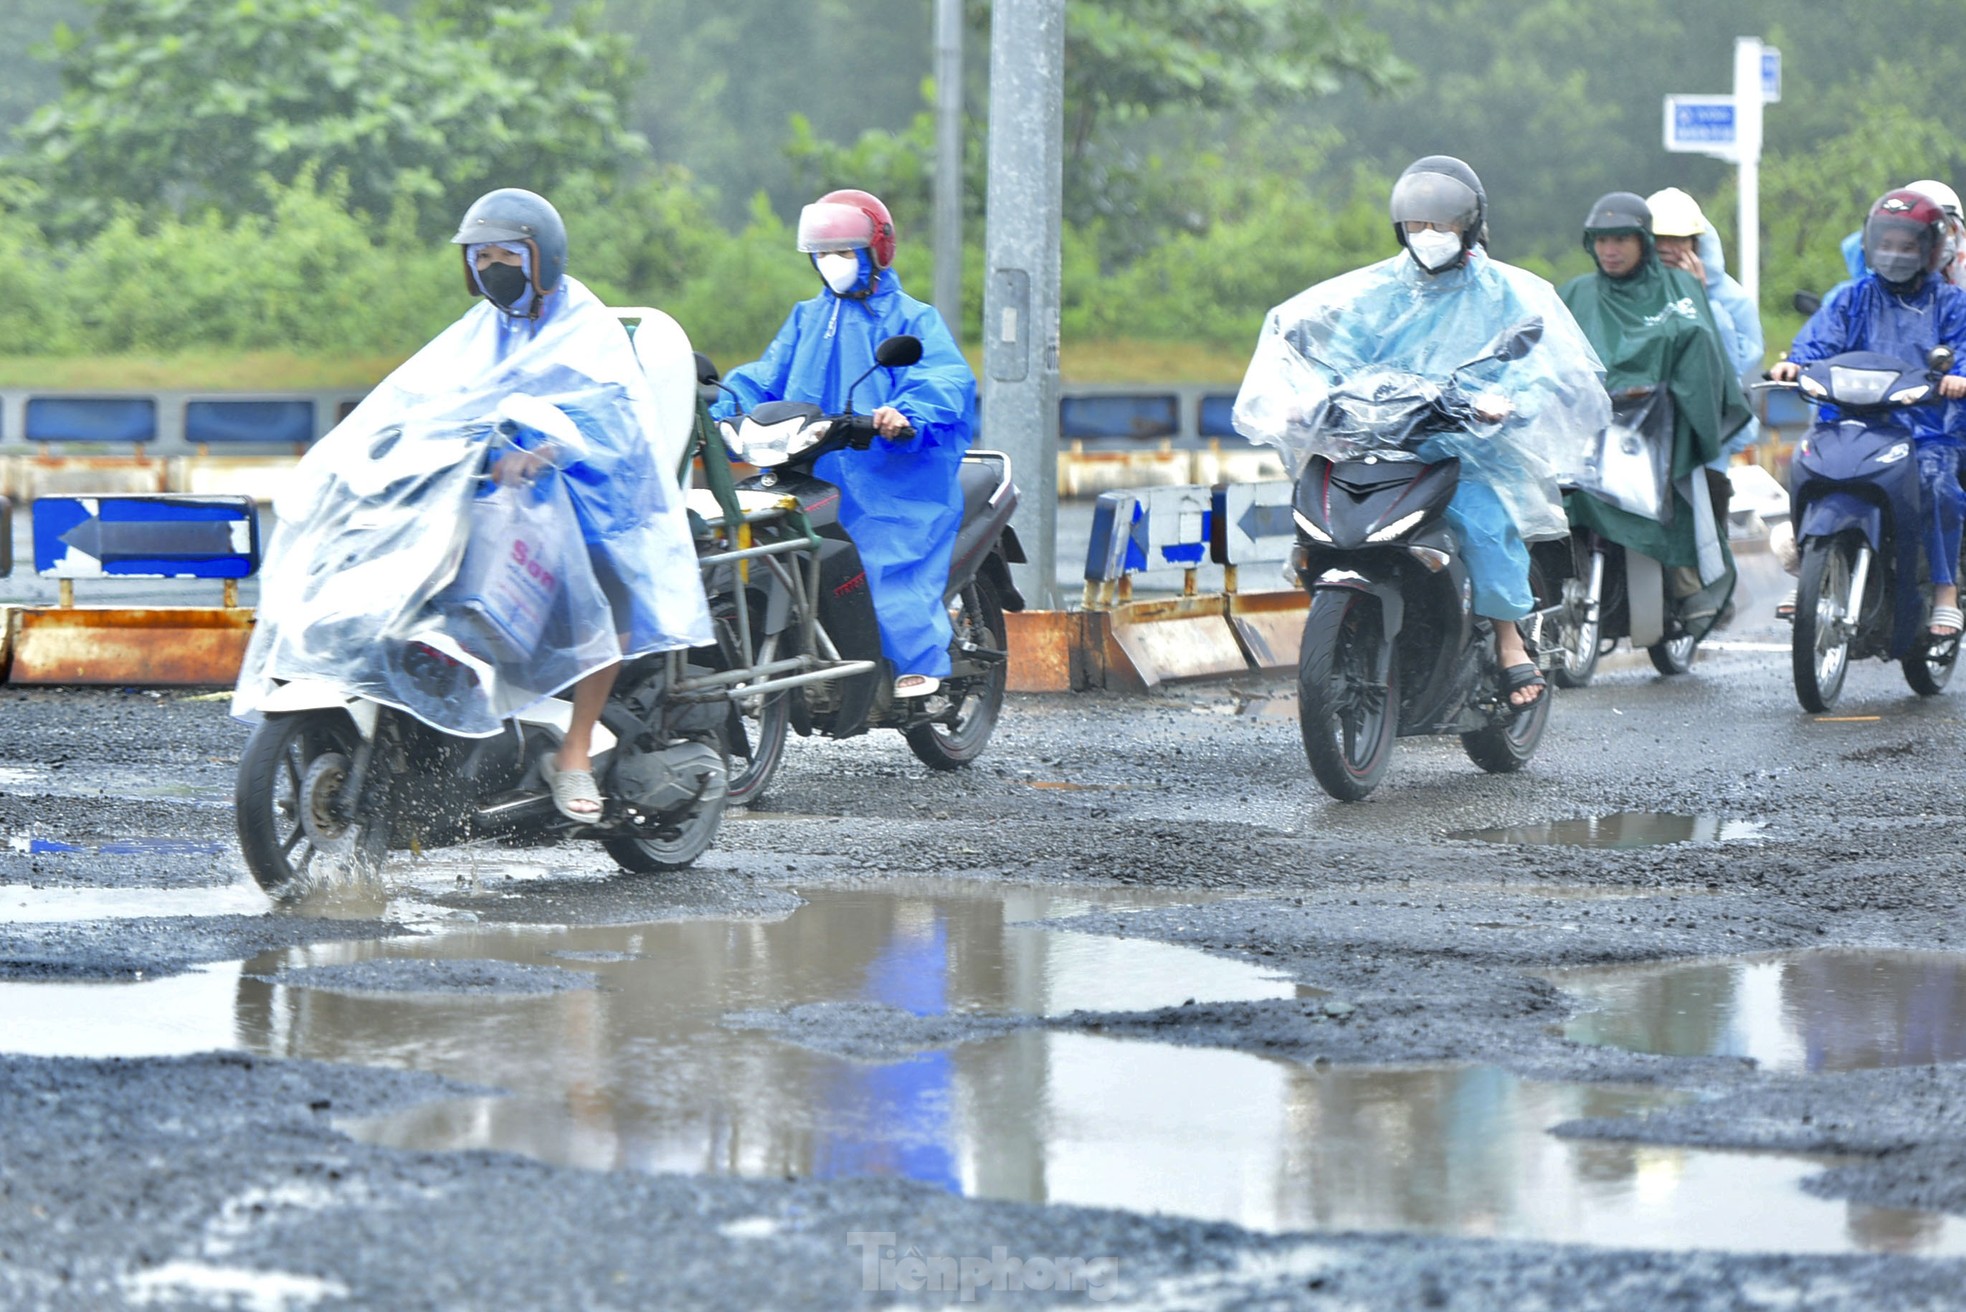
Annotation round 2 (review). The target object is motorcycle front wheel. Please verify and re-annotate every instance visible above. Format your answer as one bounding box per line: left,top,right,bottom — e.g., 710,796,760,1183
1793,536,1855,712
1552,582,1601,689
236,710,390,900
1298,589,1398,800
724,630,790,807
905,574,1008,771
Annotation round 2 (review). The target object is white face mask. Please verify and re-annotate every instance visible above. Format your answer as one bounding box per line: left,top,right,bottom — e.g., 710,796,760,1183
1406,228,1463,272
816,251,863,294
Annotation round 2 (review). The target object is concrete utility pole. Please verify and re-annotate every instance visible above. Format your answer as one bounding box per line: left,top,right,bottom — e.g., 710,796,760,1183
980,0,1065,610
1732,36,1764,308
932,0,964,335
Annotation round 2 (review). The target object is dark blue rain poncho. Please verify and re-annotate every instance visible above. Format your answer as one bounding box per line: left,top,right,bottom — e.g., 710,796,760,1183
1788,271,1966,444
711,258,977,678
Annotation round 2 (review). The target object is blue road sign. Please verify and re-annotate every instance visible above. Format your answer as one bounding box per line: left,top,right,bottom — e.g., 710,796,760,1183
1762,48,1781,103
33,495,260,580
1666,96,1737,151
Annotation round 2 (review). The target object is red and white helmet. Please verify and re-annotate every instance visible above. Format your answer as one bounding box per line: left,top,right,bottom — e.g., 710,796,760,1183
796,189,896,269
1864,188,1948,288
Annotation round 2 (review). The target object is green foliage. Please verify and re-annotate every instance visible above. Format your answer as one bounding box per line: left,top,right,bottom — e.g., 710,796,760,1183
8,0,647,237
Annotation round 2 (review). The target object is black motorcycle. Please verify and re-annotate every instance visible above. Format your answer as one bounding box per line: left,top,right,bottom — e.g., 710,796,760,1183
1288,324,1563,801
703,335,1025,800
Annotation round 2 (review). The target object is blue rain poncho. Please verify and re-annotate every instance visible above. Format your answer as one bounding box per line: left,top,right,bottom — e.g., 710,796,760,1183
710,261,976,678
1695,229,1765,461
1232,248,1608,546
1788,271,1966,444
234,276,713,735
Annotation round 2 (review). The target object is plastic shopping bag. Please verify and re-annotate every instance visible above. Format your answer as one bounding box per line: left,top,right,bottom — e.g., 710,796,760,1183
1576,388,1675,524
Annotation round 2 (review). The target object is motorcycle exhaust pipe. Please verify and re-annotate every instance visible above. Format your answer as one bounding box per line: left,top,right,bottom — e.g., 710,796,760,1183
471,791,556,834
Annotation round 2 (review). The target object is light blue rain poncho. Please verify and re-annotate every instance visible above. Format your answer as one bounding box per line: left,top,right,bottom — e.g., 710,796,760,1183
711,255,977,678
1693,228,1766,464
1233,248,1608,618
234,273,713,735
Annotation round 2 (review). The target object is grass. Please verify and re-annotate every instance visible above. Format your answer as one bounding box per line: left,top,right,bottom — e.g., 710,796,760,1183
0,338,1254,392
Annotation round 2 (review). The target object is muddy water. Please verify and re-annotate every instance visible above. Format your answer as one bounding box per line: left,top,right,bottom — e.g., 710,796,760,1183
2,882,1963,1255
1450,812,1765,848
1551,949,1966,1072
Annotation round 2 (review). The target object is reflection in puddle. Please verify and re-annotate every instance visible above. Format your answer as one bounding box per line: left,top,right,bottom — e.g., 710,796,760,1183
6,836,230,857
0,882,1960,1256
1450,813,1764,848
0,880,268,923
1551,949,1966,1072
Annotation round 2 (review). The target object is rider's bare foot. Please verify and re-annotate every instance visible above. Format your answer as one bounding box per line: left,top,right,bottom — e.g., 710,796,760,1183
1493,620,1543,708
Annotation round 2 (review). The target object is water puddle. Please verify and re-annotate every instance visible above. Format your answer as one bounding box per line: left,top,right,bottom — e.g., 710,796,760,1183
1550,949,1966,1072
1450,812,1764,848
0,882,1959,1256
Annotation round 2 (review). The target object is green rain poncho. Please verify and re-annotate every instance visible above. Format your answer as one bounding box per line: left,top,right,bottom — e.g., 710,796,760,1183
1558,236,1751,635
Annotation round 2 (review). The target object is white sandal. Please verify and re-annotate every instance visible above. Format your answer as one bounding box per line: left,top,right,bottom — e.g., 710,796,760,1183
1930,604,1964,638
893,674,941,699
541,754,603,821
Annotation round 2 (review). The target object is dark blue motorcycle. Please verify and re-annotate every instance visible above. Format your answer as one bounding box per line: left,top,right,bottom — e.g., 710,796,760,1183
1772,347,1958,711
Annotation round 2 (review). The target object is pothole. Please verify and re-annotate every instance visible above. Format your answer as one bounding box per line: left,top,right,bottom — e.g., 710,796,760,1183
1549,948,1966,1071
0,883,1960,1255
1449,813,1765,848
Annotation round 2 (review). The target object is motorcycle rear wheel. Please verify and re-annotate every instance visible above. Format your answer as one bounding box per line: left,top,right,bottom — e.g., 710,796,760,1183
905,574,1007,771
236,710,390,900
1793,536,1854,712
602,729,729,874
1298,590,1398,800
1648,632,1699,675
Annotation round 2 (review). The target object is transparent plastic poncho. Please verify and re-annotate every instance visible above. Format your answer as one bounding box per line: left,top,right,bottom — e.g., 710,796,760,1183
1232,250,1609,542
233,277,713,736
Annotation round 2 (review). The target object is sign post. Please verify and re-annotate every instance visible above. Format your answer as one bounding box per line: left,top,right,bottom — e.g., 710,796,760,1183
1662,37,1774,307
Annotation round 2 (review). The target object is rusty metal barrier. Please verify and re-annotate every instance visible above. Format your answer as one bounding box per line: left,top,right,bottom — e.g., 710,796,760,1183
3,494,260,687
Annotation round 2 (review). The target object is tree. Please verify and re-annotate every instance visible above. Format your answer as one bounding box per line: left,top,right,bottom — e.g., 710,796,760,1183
7,0,649,235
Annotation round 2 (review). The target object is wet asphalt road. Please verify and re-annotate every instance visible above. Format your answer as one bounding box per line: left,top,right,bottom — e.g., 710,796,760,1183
6,593,1966,1308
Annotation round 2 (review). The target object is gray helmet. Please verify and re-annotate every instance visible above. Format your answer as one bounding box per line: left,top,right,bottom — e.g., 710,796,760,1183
1389,156,1487,268
1582,191,1652,240
451,188,567,317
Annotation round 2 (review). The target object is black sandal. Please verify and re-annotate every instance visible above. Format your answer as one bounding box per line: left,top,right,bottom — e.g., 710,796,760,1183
1501,662,1546,712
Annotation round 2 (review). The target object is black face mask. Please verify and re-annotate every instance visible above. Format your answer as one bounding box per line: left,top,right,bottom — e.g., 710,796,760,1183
478,262,530,310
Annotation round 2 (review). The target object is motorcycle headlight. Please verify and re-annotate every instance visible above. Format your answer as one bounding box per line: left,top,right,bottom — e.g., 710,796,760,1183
1366,510,1427,543
1799,375,1828,398
727,415,815,466
1292,508,1333,543
1876,441,1912,464
1888,384,1932,405
1826,366,1896,406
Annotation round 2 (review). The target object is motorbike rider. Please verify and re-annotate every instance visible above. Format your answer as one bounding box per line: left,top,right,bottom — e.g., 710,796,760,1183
1558,192,1751,641
236,187,713,821
1771,189,1966,639
1232,155,1609,709
1647,186,1765,476
708,189,977,701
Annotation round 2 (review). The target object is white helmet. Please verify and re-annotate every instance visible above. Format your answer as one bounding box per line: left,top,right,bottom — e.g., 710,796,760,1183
1644,187,1709,239
1907,178,1963,220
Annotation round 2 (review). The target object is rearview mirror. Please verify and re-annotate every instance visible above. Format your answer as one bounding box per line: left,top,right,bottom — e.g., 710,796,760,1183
1793,290,1822,316
1930,345,1956,375
694,351,720,386
874,335,924,369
